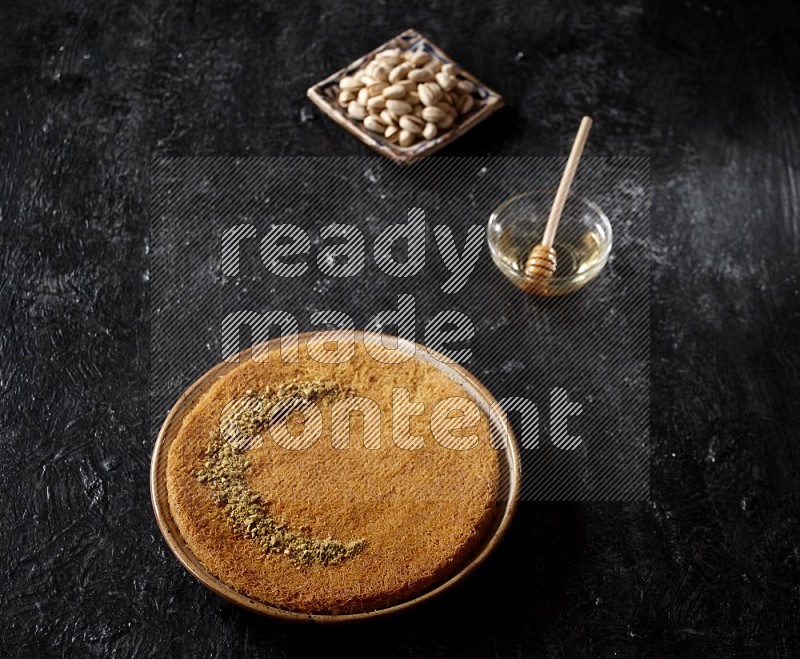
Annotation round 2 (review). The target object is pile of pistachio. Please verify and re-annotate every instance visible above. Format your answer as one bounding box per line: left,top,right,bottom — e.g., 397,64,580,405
337,48,479,147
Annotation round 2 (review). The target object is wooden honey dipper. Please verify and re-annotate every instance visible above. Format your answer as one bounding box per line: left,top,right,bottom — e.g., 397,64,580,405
524,116,593,281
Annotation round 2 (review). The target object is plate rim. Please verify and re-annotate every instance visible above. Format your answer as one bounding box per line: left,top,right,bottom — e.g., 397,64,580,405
150,330,521,623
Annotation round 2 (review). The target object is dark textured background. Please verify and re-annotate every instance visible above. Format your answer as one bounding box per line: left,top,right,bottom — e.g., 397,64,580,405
2,0,799,656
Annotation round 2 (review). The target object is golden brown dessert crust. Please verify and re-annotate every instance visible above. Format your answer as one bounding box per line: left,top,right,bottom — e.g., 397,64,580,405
166,339,500,614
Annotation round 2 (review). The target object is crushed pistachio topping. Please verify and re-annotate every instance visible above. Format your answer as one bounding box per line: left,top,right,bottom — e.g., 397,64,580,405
235,380,342,437
194,380,365,567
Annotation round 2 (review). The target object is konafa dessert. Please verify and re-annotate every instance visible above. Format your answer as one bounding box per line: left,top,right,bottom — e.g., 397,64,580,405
165,335,504,614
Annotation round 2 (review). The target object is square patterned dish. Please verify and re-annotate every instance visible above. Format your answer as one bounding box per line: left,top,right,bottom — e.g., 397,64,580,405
307,29,504,165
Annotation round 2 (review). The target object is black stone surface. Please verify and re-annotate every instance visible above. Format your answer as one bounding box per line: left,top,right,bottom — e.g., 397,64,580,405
2,0,799,656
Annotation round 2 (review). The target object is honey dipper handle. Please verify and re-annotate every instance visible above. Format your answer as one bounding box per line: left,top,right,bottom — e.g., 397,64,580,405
542,116,593,248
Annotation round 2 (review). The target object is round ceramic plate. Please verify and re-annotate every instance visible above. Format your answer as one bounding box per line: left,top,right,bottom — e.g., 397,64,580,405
150,331,520,623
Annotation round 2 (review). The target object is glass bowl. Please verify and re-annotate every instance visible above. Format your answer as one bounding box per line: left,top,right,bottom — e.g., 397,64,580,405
487,189,613,296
